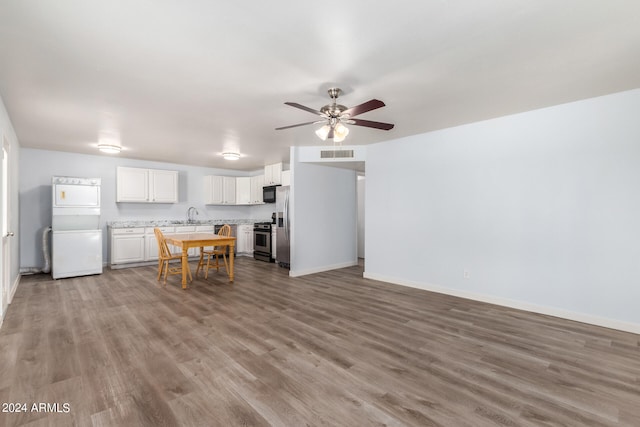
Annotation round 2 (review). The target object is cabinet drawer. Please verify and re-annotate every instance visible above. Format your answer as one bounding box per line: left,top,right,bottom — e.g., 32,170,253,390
111,227,145,235
145,226,174,234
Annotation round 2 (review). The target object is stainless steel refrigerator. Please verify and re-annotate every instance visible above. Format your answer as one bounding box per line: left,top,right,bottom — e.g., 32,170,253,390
275,186,290,268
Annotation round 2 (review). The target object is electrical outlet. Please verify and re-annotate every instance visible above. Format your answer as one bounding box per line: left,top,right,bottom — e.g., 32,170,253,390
464,269,470,279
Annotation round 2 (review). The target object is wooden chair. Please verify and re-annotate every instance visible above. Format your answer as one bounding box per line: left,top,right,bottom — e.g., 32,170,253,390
154,227,192,285
196,224,231,279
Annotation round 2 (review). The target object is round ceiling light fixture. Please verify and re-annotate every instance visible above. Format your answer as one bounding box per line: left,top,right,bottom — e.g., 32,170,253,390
97,142,122,154
222,152,240,161
97,129,122,154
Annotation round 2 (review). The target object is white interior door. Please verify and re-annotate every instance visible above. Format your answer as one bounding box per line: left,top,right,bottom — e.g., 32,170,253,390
1,137,13,316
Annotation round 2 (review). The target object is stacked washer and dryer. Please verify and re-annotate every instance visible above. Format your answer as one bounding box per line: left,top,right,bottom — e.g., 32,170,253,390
51,176,103,279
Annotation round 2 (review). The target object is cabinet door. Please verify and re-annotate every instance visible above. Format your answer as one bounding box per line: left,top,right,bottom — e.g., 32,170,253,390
204,176,224,204
236,224,253,254
145,235,160,260
245,228,254,253
236,177,251,205
112,235,145,263
150,170,178,203
223,177,236,204
281,170,291,186
250,175,264,204
116,167,149,202
236,226,247,254
264,163,282,185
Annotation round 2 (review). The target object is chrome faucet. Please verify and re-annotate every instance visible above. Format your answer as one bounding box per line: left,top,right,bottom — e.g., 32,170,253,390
187,206,199,223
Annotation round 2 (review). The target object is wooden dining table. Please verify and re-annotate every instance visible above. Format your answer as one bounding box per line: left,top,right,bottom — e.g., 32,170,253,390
164,232,236,289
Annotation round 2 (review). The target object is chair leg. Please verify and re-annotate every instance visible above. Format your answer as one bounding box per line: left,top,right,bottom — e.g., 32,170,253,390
163,261,169,285
157,259,163,281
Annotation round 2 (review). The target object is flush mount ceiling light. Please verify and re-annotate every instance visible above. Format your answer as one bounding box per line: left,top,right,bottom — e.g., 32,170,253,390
97,142,122,154
97,129,122,154
222,152,240,160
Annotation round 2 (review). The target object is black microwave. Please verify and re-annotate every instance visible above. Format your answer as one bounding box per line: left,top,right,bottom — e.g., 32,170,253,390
263,185,280,203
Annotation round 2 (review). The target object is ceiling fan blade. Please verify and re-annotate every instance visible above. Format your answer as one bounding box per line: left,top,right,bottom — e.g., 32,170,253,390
341,99,386,117
284,102,324,116
275,121,320,130
350,118,395,130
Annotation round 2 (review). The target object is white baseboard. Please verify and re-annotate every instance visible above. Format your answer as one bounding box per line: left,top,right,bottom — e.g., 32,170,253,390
363,272,640,335
290,260,358,278
1,274,21,328
9,274,20,304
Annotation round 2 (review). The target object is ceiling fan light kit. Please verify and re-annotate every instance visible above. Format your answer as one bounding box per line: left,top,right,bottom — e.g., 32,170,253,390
315,124,331,141
276,87,394,143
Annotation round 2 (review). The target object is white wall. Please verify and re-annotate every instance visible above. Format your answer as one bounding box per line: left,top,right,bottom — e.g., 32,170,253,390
290,146,358,276
357,176,365,258
365,89,640,333
0,95,21,321
19,148,274,269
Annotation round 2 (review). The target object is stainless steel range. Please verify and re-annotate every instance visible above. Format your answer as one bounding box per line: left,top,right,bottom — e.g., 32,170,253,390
253,222,273,262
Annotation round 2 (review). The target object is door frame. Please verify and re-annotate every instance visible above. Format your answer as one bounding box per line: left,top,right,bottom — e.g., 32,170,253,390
1,134,12,319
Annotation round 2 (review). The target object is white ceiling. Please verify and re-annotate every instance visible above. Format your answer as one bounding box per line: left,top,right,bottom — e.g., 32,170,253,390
1,1,639,171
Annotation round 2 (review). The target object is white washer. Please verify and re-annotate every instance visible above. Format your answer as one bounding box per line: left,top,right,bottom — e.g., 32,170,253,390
51,176,103,279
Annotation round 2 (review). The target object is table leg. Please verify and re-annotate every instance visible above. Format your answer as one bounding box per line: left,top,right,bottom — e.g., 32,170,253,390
229,242,235,283
181,247,189,289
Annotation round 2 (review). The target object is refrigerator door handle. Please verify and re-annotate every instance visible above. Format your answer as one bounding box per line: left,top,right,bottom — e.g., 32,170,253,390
283,190,289,240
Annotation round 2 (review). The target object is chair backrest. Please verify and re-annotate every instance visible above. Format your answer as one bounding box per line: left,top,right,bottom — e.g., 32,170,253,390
154,227,171,259
214,224,232,252
218,224,231,237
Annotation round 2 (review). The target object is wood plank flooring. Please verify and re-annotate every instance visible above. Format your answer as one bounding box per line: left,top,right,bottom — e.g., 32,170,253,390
1,258,639,426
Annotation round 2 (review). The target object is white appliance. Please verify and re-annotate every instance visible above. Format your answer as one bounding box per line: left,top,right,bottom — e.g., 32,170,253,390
51,176,103,279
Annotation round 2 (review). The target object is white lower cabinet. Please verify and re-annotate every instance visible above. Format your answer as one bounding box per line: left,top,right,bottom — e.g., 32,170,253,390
237,224,254,254
110,222,258,267
144,226,174,261
111,228,145,264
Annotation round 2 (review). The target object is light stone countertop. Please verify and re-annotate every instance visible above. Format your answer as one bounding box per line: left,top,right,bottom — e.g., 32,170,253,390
107,219,270,228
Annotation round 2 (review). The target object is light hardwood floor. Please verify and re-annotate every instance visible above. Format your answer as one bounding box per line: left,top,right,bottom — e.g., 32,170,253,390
1,258,639,426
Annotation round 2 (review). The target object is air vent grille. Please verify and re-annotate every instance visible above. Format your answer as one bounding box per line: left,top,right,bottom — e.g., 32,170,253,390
320,149,354,159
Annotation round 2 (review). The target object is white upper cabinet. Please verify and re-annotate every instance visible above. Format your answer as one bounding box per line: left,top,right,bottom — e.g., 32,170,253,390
223,177,236,204
235,177,251,205
149,169,179,203
264,162,282,185
204,175,223,204
117,167,178,203
204,175,237,204
205,174,267,205
281,170,291,186
250,174,264,204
